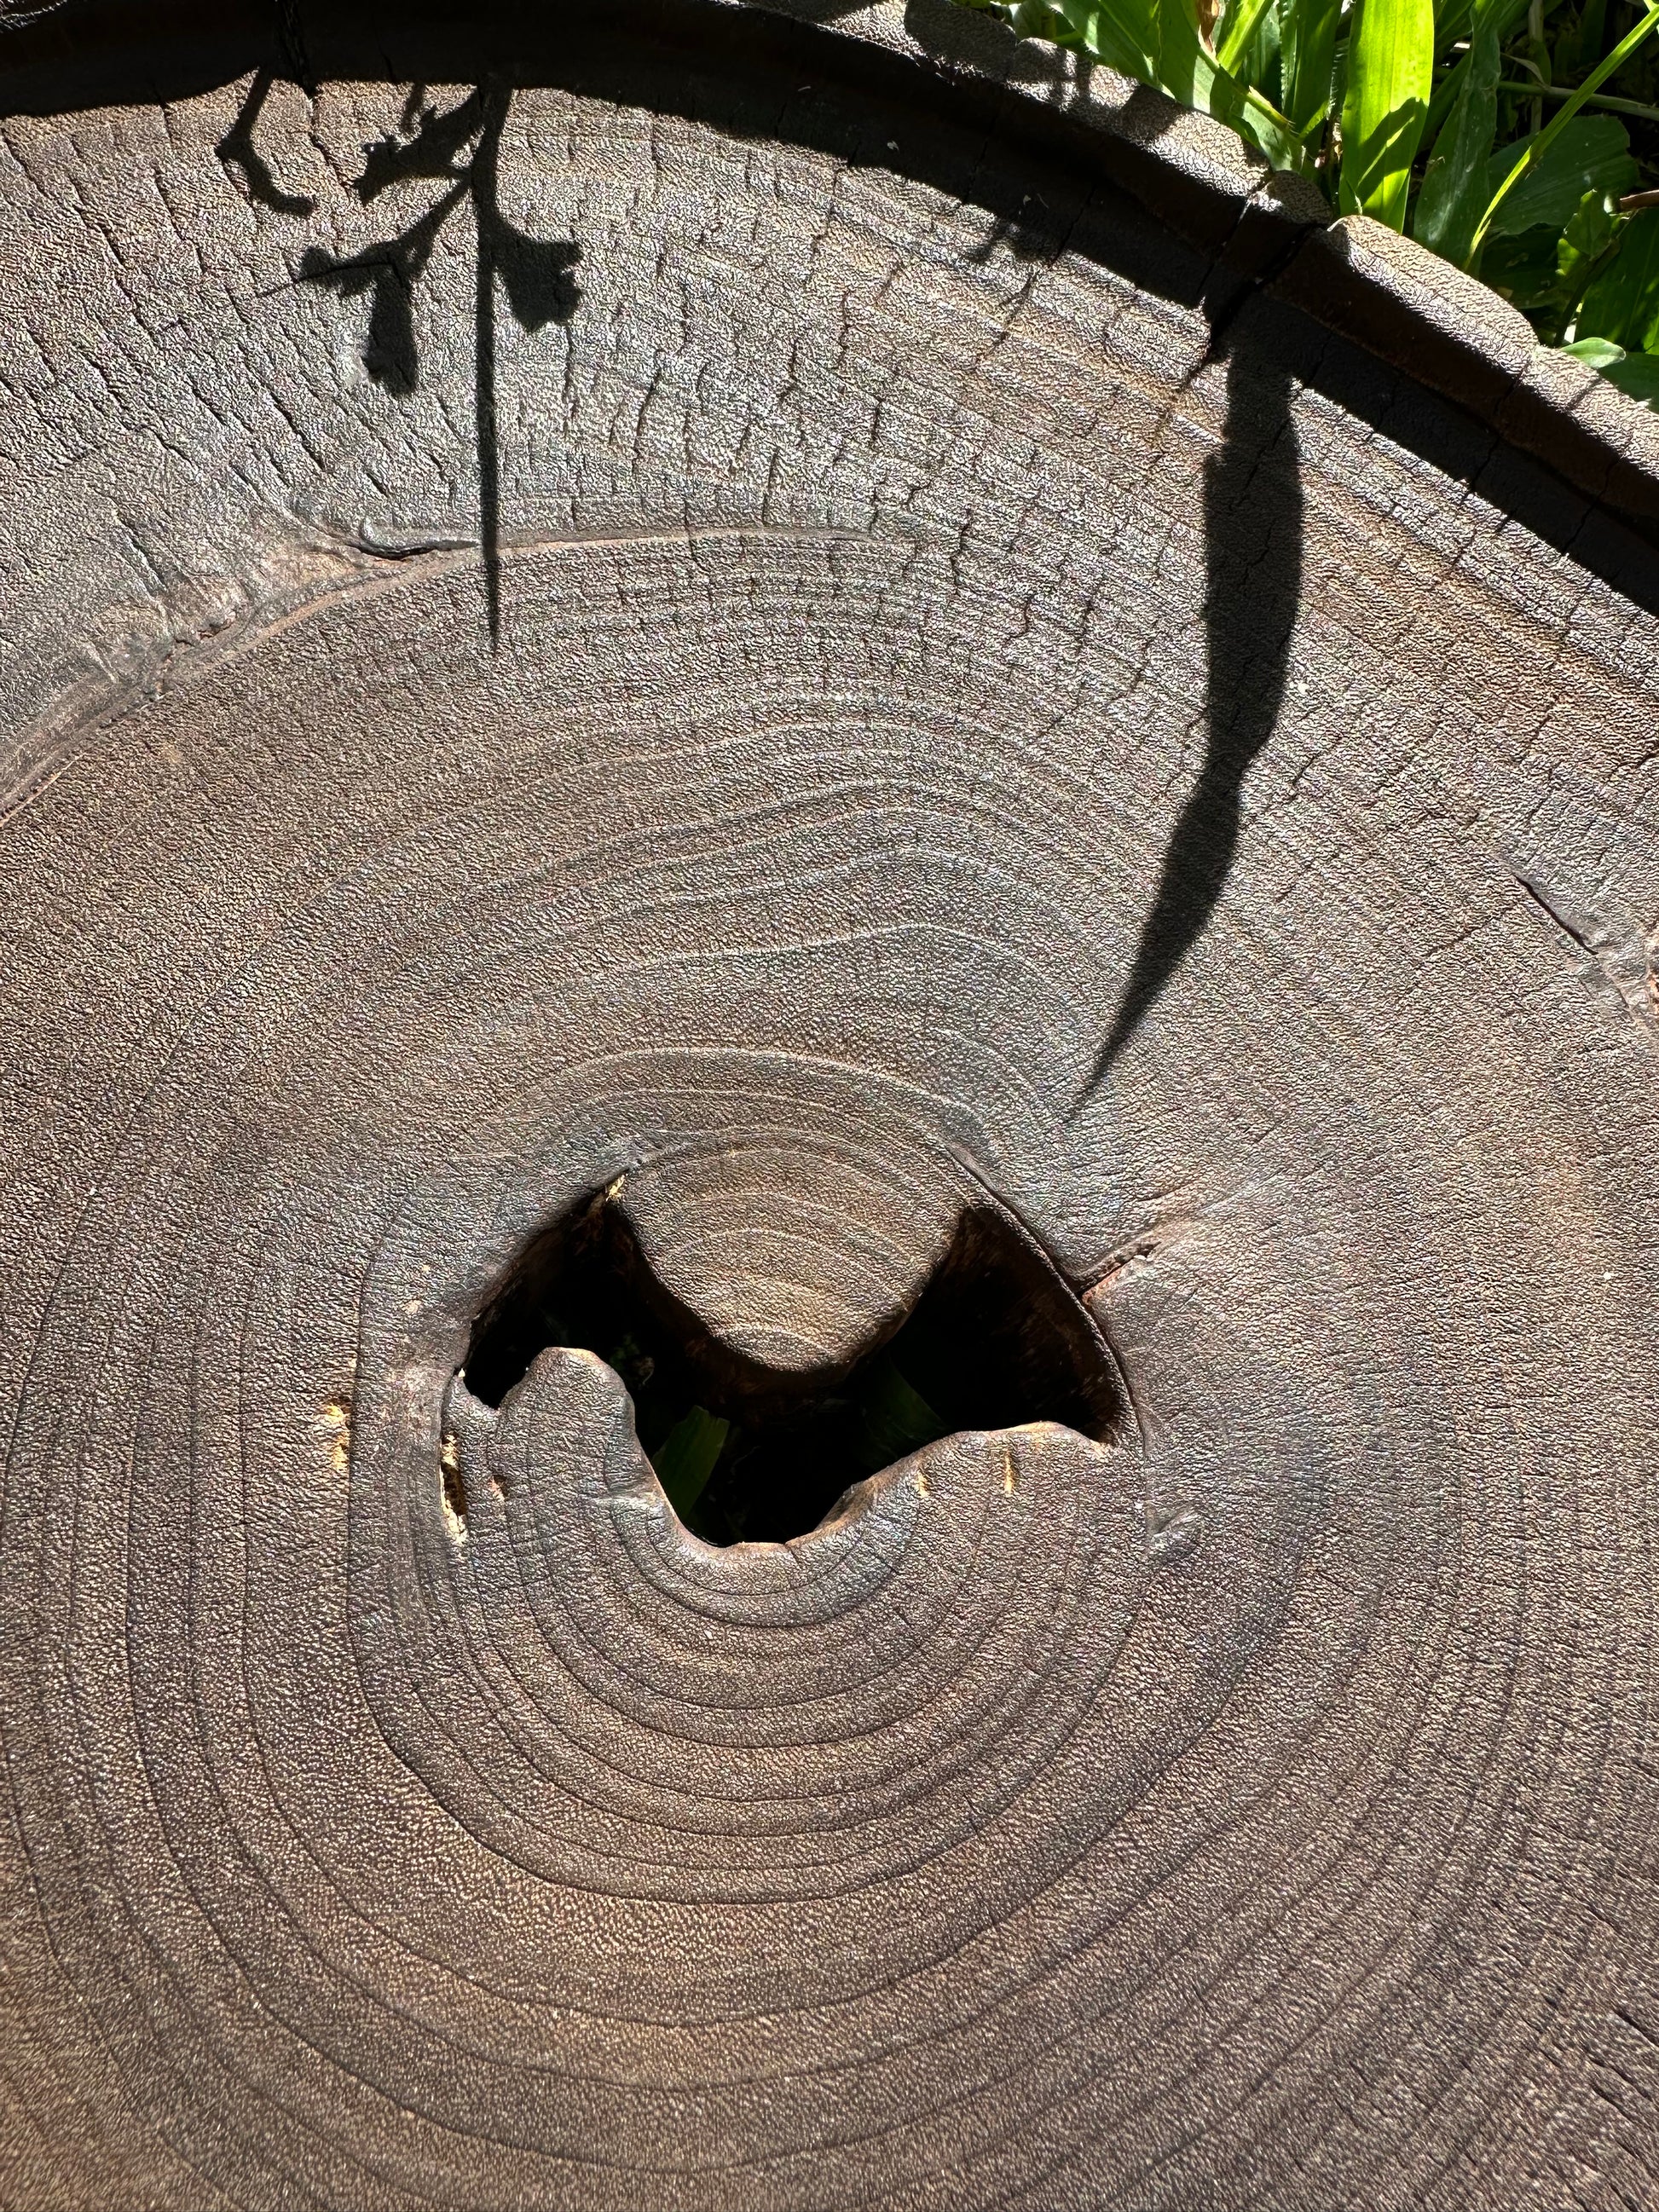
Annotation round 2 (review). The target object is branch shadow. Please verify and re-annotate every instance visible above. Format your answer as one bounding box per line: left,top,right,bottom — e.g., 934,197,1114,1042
288,79,581,644
298,180,465,396
33,0,1656,1151
253,43,1293,1016
217,66,315,216
470,87,582,644
1084,330,1303,1092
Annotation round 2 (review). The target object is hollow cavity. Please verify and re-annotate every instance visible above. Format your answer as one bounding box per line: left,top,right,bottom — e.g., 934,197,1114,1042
464,1191,1121,1544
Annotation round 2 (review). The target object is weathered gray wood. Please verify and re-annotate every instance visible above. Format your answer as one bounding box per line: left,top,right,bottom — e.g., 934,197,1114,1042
1,5,1656,2207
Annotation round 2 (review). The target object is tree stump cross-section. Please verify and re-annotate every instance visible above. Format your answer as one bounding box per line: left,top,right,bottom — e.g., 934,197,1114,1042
0,4,1656,2207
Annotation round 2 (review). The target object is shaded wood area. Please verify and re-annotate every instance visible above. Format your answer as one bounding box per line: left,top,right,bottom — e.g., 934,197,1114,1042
0,3,1656,2206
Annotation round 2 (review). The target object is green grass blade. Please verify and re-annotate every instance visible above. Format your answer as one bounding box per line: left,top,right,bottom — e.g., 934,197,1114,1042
1053,0,1310,166
1217,0,1276,76
1421,0,1558,137
1239,85,1313,165
651,1406,730,1522
1051,0,1156,78
1339,0,1436,228
1413,14,1500,261
1281,0,1343,132
1495,81,1659,122
856,1358,947,1472
1470,3,1659,261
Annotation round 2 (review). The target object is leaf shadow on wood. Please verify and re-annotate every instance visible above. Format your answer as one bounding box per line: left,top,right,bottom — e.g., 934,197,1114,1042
16,1,1654,597
217,66,315,216
1084,333,1303,1091
246,78,581,643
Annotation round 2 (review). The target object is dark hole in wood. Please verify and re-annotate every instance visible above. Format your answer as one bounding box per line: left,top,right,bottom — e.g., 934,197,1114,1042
462,1191,1123,1544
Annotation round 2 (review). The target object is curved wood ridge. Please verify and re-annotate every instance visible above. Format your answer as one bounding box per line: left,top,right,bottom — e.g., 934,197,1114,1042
0,5,1656,2207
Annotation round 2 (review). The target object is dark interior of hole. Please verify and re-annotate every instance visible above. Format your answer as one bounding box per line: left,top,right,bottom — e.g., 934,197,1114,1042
463,1193,1121,1545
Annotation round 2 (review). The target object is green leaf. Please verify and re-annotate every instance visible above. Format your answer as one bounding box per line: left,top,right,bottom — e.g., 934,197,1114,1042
1339,0,1435,228
1561,332,1628,368
1239,0,1284,102
1560,187,1619,275
856,1358,947,1472
1553,0,1607,80
1479,188,1619,344
1556,186,1620,334
1482,221,1573,310
1281,0,1343,130
1051,0,1154,79
1482,114,1637,238
1565,333,1659,404
1470,2,1659,261
1601,349,1659,404
1009,0,1078,32
1217,0,1275,77
651,1406,730,1522
961,0,1092,45
1049,0,1310,168
1579,205,1659,351
1412,16,1500,263
1424,0,1529,141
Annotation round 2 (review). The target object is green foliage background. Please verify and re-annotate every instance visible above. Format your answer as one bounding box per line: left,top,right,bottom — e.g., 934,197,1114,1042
955,0,1659,402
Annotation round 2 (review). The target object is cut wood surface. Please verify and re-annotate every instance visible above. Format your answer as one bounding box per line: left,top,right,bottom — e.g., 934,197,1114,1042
1,4,1656,2207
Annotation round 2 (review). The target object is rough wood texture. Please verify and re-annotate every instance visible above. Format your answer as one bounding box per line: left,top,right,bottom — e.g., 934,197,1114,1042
2,4,1656,2207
